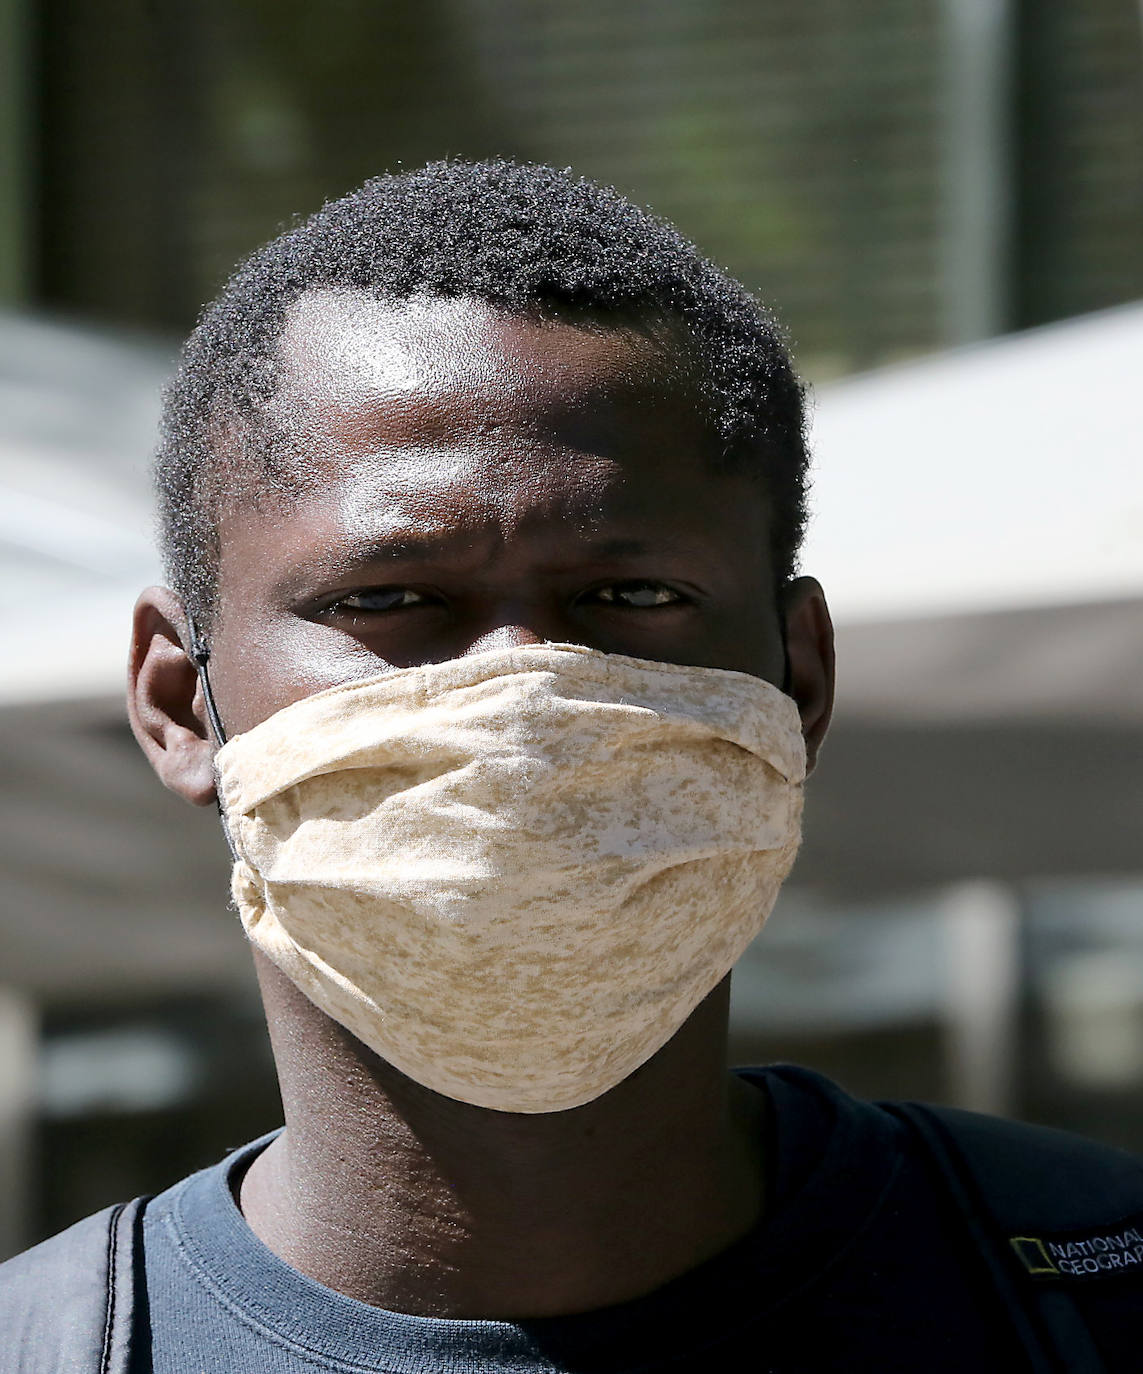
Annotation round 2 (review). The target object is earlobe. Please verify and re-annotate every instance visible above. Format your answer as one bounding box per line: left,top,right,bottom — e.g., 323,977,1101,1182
127,587,218,806
782,577,835,774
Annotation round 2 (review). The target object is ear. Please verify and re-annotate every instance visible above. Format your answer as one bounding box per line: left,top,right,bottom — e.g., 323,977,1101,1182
127,586,218,806
782,576,835,774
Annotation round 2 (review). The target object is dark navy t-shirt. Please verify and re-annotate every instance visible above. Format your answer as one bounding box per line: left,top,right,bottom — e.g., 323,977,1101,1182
137,1066,1046,1372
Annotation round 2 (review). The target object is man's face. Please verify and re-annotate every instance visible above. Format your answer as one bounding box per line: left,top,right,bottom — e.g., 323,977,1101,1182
201,290,790,739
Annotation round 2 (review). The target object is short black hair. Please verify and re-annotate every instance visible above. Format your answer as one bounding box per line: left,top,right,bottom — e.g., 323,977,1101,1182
156,158,809,627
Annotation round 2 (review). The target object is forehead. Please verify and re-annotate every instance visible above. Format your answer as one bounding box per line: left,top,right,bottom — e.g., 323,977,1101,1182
266,288,713,467
211,290,777,670
213,289,777,618
278,288,689,387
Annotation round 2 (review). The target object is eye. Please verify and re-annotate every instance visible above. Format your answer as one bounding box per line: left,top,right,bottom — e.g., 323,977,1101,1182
588,581,685,608
330,587,433,613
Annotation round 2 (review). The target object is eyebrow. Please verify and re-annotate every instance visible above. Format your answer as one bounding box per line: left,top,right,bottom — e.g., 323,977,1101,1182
360,533,661,559
338,526,658,565
274,533,478,594
272,530,671,598
337,533,475,563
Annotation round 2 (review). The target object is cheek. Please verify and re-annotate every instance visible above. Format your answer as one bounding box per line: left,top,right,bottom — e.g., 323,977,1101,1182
210,611,388,736
713,609,787,687
203,551,335,736
210,500,367,732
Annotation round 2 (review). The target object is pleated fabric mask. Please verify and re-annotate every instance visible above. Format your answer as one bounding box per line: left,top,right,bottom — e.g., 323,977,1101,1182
215,643,806,1113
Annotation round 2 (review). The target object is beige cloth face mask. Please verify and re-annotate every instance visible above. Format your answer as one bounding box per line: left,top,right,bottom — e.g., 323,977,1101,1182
215,643,806,1114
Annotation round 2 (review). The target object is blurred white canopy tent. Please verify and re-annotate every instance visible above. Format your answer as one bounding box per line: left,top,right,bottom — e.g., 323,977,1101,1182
792,300,1143,896
1,303,1141,1004
803,299,1143,623
1,315,244,1002
1,313,164,707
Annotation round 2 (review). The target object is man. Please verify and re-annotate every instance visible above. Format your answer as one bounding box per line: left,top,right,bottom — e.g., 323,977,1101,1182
3,159,1142,1371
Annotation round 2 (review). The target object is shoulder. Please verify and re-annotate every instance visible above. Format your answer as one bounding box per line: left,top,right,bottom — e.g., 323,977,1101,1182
882,1097,1143,1227
753,1063,1143,1172
747,1063,1143,1227
0,1199,146,1374
0,1205,121,1370
0,1201,117,1291
753,1064,1143,1364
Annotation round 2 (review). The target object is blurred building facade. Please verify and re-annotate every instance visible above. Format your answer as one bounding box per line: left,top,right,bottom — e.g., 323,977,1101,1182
7,0,1142,367
1,0,1142,1258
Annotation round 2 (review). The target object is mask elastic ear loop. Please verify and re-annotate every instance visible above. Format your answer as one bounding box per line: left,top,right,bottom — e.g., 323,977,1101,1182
779,603,793,697
186,611,239,862
186,612,229,747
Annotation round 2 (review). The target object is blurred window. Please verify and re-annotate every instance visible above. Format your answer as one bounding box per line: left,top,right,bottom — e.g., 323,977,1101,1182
32,0,1143,374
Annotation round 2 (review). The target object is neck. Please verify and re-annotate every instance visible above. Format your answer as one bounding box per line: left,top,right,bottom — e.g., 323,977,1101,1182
240,956,767,1319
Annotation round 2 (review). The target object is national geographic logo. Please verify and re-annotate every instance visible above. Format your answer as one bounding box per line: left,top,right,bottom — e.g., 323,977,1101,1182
1010,1223,1143,1281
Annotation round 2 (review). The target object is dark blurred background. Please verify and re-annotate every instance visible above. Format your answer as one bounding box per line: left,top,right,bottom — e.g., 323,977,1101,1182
1,0,1142,1258
16,0,1143,357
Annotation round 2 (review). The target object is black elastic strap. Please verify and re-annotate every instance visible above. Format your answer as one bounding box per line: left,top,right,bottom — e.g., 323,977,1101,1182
185,613,238,861
186,613,229,748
